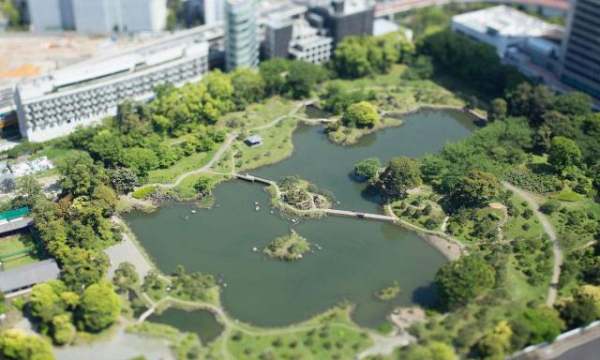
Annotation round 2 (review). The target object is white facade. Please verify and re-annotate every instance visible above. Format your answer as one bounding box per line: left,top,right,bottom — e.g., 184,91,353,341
28,0,64,31
288,20,332,64
203,0,225,25
451,6,563,58
15,40,210,142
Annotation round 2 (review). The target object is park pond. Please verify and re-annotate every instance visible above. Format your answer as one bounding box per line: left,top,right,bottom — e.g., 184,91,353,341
125,109,477,328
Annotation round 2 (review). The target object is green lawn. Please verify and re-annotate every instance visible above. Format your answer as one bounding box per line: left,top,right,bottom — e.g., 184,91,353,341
146,149,215,184
0,232,45,270
219,97,297,130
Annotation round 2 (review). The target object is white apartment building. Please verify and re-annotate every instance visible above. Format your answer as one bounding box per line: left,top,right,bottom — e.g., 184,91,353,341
15,39,210,142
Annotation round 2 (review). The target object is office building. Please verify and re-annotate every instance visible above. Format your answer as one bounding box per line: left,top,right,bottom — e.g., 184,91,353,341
560,0,600,99
451,6,562,58
225,0,259,70
204,0,225,25
28,0,74,32
307,0,374,46
288,20,332,64
14,25,221,142
27,0,167,34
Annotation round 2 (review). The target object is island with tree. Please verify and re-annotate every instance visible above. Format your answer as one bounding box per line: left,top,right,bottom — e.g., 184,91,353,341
263,230,311,261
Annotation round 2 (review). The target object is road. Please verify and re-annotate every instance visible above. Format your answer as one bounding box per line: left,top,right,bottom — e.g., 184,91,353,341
502,182,562,306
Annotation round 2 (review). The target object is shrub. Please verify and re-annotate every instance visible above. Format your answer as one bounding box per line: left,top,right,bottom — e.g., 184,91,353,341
539,200,561,214
132,186,157,200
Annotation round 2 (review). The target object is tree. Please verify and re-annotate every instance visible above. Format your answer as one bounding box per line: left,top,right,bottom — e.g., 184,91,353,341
259,58,290,96
13,176,42,208
476,321,513,360
434,255,495,310
342,101,379,128
511,306,564,346
28,283,66,324
51,314,76,345
0,329,54,360
77,282,121,332
376,157,422,199
193,176,213,197
488,98,507,122
553,92,592,116
58,152,106,197
61,248,109,291
449,170,500,209
112,262,140,293
109,168,139,194
548,136,582,173
560,285,600,328
122,147,159,177
400,341,458,360
231,68,265,109
332,37,373,78
285,60,328,99
353,158,381,181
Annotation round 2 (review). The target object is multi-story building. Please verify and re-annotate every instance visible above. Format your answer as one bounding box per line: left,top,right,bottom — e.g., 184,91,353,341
288,20,332,64
307,0,374,47
204,0,225,25
560,0,600,99
28,0,75,32
13,25,222,142
28,0,167,34
225,0,259,70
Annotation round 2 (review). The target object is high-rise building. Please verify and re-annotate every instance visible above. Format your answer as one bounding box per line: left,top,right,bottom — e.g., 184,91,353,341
225,0,258,70
203,0,225,25
28,0,167,34
560,0,600,99
28,0,74,31
307,0,374,46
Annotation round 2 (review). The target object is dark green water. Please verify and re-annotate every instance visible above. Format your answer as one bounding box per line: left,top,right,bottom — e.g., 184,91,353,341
126,109,476,328
149,308,223,343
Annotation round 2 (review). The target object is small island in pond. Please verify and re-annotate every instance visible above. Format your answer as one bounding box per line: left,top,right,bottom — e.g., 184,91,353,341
375,281,401,301
276,176,334,213
264,230,311,261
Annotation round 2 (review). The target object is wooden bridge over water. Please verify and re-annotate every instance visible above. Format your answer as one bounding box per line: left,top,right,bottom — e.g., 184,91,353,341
234,173,398,224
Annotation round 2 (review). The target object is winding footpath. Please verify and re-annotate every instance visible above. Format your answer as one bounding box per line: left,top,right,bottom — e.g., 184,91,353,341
502,182,562,306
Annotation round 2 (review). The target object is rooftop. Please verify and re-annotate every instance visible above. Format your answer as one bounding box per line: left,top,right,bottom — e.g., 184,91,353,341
0,259,60,293
452,5,562,38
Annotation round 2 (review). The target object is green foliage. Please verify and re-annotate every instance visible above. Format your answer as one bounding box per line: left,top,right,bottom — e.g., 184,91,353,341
264,230,310,261
332,34,413,78
231,68,266,109
0,329,54,360
193,176,214,197
113,262,140,293
489,98,508,122
419,29,523,97
548,136,582,173
377,157,422,200
503,169,561,194
58,152,107,197
169,265,216,301
403,55,434,80
560,285,600,328
475,321,513,360
60,248,110,291
51,313,76,345
449,170,500,209
258,59,327,99
434,255,496,310
132,186,158,200
109,167,139,194
342,101,379,128
353,158,381,181
77,282,121,332
398,341,458,360
510,306,564,345
374,281,401,301
321,82,376,115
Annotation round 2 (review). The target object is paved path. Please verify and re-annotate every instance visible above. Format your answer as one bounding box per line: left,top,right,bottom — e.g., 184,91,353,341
357,332,415,359
503,182,562,306
105,217,154,280
54,325,174,360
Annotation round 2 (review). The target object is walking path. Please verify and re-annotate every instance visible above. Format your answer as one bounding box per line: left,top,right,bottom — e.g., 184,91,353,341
502,182,562,306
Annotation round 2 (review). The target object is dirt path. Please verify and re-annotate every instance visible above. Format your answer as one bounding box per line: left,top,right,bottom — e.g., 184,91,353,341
502,182,562,306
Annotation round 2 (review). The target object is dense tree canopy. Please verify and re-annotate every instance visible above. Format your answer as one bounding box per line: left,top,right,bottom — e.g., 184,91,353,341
77,282,121,332
376,156,422,199
0,330,54,360
548,136,582,173
448,170,501,209
353,158,381,181
510,307,564,346
435,255,496,310
342,101,379,128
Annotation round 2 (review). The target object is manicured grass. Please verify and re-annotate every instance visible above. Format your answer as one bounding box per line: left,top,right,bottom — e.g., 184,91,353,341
219,97,297,129
132,186,158,200
235,117,298,172
0,232,45,269
146,150,215,184
172,173,226,201
225,307,372,360
552,187,584,202
504,195,543,241
504,258,547,304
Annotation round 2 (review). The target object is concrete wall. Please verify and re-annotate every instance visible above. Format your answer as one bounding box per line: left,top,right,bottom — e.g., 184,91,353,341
28,0,63,31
